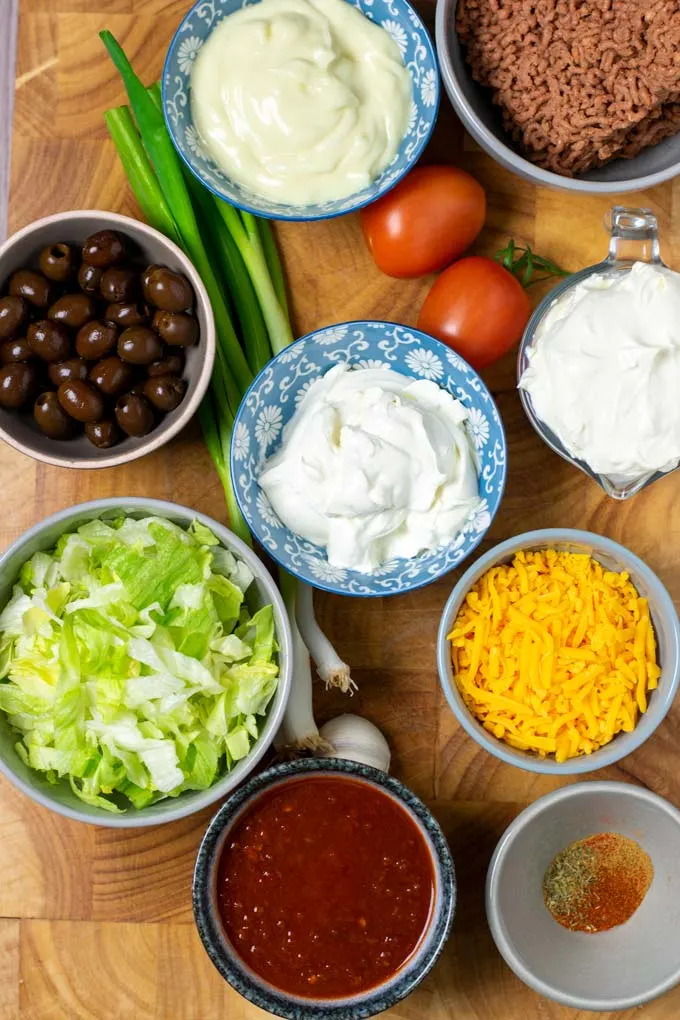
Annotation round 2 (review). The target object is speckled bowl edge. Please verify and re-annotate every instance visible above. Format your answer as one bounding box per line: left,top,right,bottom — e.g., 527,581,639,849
193,758,456,1019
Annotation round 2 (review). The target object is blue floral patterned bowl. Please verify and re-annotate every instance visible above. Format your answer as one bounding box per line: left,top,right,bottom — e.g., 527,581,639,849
162,0,439,221
230,321,507,597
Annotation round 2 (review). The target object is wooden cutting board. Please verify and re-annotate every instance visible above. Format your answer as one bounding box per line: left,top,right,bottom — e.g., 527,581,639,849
4,1,680,1017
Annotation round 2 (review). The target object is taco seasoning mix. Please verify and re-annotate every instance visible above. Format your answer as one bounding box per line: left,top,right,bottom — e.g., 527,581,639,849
543,832,654,933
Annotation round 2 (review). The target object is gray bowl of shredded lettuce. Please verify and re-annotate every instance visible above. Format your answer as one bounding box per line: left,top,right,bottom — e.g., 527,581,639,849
0,497,291,826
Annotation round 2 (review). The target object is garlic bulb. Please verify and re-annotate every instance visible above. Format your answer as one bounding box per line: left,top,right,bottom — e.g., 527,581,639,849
319,714,391,772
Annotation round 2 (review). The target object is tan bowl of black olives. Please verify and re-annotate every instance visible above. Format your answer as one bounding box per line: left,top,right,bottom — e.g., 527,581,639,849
0,210,215,468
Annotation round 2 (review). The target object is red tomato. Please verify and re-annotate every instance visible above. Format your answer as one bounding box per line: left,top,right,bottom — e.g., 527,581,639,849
360,166,486,278
417,256,531,370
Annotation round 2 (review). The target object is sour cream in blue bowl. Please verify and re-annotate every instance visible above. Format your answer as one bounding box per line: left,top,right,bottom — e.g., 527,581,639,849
230,321,507,597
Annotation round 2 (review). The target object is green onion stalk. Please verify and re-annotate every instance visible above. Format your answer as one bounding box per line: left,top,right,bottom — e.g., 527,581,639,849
100,34,354,757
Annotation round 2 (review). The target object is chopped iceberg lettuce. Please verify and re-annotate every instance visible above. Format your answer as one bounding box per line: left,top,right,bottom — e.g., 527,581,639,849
0,516,278,812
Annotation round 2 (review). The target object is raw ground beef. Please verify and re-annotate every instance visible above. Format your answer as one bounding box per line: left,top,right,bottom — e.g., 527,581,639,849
456,0,680,174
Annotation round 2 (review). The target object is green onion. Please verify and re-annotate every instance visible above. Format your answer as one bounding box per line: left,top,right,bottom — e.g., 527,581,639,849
257,218,289,321
104,106,181,245
100,31,252,398
213,198,294,355
184,171,271,376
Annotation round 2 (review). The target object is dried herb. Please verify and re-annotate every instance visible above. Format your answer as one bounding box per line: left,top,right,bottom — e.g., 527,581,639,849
543,832,654,933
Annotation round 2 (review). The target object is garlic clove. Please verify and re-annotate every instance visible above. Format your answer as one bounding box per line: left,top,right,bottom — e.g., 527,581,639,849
319,714,391,773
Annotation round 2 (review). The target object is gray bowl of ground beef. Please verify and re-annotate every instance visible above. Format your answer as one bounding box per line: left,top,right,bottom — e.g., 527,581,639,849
435,0,680,192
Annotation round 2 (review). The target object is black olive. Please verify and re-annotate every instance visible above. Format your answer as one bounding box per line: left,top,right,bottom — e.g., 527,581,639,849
85,419,120,449
151,310,199,347
27,320,72,362
0,363,37,409
8,269,53,308
142,267,194,312
115,392,155,436
48,358,89,386
105,301,150,328
117,326,163,365
34,391,73,439
142,374,186,412
82,230,125,268
141,265,162,292
48,293,97,330
75,320,118,360
57,379,105,423
77,262,103,296
0,295,30,339
1,337,33,364
99,267,137,304
89,356,134,397
147,352,185,377
39,243,77,283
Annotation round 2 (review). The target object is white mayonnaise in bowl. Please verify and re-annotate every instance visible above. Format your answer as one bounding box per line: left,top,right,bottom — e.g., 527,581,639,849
163,0,439,221
518,207,680,500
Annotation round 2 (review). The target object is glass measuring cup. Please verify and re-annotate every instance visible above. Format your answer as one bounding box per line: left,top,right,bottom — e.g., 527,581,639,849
517,206,671,500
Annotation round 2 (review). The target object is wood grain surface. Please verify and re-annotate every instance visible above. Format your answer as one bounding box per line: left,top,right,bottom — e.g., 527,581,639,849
4,1,680,1018
0,0,18,241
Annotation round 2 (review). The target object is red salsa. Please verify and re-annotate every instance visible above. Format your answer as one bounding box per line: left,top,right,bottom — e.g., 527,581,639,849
217,775,435,999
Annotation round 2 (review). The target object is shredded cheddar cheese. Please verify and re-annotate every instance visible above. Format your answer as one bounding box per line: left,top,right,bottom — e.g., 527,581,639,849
448,550,661,762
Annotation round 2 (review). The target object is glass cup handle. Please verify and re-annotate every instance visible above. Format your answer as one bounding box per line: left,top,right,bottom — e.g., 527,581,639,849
604,206,662,266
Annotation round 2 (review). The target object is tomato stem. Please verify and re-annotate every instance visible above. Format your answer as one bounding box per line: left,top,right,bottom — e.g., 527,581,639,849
495,239,569,288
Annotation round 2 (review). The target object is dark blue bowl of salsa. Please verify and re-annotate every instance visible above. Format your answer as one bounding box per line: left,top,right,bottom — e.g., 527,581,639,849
193,757,456,1019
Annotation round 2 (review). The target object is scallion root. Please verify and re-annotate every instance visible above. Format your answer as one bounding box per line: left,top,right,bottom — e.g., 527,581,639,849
276,579,333,757
295,582,356,694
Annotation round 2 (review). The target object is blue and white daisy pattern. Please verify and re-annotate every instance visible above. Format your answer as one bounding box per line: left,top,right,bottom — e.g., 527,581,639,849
465,499,492,534
177,35,202,74
278,343,303,364
382,19,408,57
232,421,250,462
231,321,506,596
255,490,281,529
467,407,490,450
420,69,437,108
306,558,348,584
185,124,203,157
254,405,282,449
446,350,467,372
294,378,317,407
316,325,349,346
404,347,443,381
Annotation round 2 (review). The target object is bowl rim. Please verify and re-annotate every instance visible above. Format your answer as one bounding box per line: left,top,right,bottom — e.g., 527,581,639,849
0,496,292,827
0,210,216,469
485,780,680,1010
162,0,440,222
436,528,680,775
193,757,456,1019
229,318,507,598
434,0,680,194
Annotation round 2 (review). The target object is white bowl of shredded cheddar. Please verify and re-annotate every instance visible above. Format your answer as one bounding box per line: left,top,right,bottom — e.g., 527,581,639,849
437,529,680,774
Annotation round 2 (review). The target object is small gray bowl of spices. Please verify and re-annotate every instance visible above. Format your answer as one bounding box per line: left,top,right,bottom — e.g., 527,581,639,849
486,782,680,1011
